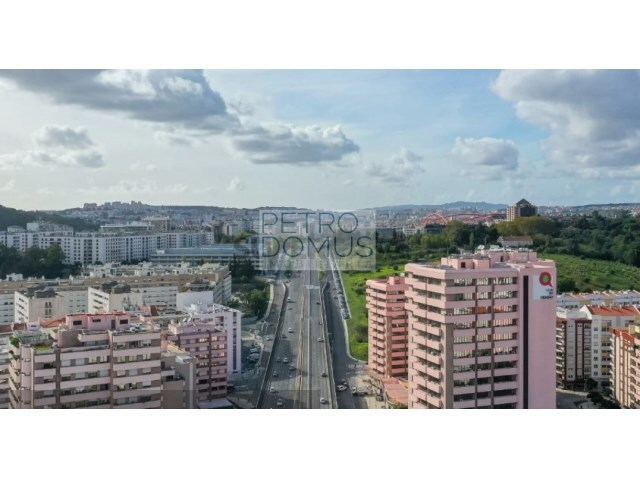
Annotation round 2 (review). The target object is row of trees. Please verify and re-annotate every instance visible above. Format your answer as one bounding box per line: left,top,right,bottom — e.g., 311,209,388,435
0,244,70,279
377,211,640,269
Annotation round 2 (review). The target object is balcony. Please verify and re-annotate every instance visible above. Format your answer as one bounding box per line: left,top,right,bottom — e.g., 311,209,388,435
112,373,161,386
112,357,160,370
112,346,161,357
60,390,111,404
59,375,110,390
453,399,476,409
113,398,162,409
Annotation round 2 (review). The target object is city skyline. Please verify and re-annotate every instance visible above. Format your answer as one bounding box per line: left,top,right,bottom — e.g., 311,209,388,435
3,70,640,211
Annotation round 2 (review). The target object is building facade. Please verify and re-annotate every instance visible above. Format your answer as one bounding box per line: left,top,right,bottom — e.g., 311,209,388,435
506,198,538,222
404,246,557,409
580,305,640,387
165,319,228,404
610,325,640,408
556,290,640,309
0,230,215,265
556,309,592,388
8,314,164,409
366,276,408,378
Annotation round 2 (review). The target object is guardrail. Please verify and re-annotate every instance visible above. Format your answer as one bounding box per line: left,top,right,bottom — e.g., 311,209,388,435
321,280,337,408
256,281,288,408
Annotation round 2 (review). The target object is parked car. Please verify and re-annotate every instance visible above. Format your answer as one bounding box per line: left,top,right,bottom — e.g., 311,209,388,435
321,372,328,377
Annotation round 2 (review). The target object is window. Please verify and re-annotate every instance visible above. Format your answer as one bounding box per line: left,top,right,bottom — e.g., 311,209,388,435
73,320,82,326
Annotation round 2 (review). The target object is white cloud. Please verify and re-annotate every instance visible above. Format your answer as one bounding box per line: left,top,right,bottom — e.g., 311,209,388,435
0,70,361,167
0,153,22,170
451,137,519,174
80,180,188,195
2,125,105,169
227,176,245,192
32,125,94,150
130,161,158,172
231,123,359,165
363,148,425,184
0,179,16,191
493,70,640,174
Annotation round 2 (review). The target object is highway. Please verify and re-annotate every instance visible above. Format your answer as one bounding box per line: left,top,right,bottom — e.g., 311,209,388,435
259,251,333,409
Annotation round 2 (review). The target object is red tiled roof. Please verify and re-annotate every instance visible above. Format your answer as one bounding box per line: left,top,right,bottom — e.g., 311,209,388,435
585,305,640,317
40,317,66,328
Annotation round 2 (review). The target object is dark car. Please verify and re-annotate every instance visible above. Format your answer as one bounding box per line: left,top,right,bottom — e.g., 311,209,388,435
321,372,328,378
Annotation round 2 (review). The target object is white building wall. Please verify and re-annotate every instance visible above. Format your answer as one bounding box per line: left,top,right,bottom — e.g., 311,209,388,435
0,292,15,325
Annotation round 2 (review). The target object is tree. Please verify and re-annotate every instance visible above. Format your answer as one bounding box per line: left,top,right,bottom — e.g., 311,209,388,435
557,278,577,294
247,287,268,317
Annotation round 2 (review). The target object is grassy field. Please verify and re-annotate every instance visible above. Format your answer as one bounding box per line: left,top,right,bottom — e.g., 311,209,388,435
341,265,404,361
544,254,640,292
340,253,640,361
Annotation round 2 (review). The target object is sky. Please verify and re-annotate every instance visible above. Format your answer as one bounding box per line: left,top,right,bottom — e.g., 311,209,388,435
1,69,640,211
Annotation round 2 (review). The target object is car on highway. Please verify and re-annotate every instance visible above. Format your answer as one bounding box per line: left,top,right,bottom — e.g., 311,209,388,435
317,337,324,342
276,357,281,362
336,385,348,392
270,387,276,394
321,372,328,377
341,379,348,386
351,386,357,394
316,301,320,305
288,365,295,371
282,334,286,338
288,327,293,333
320,397,328,404
283,357,289,364
273,372,279,377
276,398,284,407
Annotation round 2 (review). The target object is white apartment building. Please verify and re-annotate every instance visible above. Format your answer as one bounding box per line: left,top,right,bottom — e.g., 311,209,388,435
0,231,215,265
88,284,178,314
0,291,15,325
14,289,66,323
0,338,10,409
557,290,640,309
579,305,640,386
14,286,88,324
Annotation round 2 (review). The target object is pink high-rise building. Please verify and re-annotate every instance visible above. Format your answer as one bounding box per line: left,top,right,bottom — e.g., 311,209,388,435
404,246,557,409
366,276,408,378
166,319,228,404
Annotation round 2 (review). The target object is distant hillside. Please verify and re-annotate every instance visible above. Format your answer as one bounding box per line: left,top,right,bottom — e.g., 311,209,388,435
0,205,99,232
375,201,508,212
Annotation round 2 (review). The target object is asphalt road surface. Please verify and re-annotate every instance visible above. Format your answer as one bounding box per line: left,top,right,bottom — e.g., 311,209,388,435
260,251,333,409
324,272,363,409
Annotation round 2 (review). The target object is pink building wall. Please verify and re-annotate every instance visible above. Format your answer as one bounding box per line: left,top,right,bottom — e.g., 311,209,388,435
404,248,556,409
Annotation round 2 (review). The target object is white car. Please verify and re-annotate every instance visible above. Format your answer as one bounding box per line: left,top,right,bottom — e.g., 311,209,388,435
288,327,293,333
317,337,324,342
283,358,289,364
270,387,276,394
320,397,328,404
276,398,284,407
336,385,348,392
